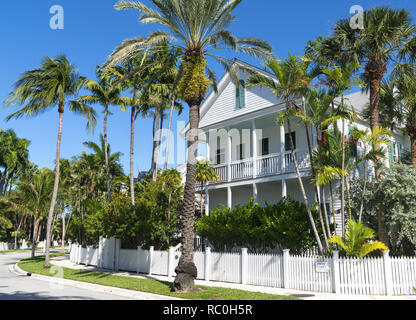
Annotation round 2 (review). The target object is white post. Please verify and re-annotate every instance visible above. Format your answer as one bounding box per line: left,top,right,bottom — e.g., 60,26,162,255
206,134,211,163
227,186,232,209
253,183,258,203
281,179,287,199
136,246,141,274
77,245,82,264
283,249,290,289
97,237,103,269
205,189,210,216
241,248,248,285
168,247,175,277
227,130,232,182
86,246,90,266
148,246,154,275
332,251,340,294
252,119,258,178
383,251,393,296
280,125,286,172
205,247,211,281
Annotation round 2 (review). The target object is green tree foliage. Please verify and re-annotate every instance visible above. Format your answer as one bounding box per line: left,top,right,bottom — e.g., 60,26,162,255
350,164,416,255
74,173,184,250
195,197,321,254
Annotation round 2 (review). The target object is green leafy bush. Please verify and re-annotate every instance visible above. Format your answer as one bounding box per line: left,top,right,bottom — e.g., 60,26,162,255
350,164,416,256
195,197,321,254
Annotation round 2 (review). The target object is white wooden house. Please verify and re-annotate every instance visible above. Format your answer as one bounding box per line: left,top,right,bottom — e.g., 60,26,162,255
181,59,410,226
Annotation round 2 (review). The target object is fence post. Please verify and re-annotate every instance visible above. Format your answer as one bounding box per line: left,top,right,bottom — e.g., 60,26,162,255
205,247,211,282
77,245,81,264
136,246,141,274
97,237,103,269
168,247,175,277
114,239,121,271
282,249,290,289
332,251,340,294
86,246,90,266
383,251,393,296
148,246,154,275
241,248,248,285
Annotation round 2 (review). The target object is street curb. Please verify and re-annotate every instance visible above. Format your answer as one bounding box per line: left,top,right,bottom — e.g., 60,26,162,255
14,262,184,300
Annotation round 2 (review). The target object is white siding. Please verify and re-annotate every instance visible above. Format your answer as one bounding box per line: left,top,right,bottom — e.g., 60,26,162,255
200,71,281,128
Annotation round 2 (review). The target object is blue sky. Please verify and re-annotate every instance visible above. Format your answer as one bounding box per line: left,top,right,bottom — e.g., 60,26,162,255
1,0,415,174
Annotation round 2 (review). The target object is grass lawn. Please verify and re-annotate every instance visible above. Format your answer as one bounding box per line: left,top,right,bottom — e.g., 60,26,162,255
0,246,61,254
18,254,300,301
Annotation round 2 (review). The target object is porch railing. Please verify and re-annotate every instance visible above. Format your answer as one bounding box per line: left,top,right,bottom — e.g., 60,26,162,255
213,149,311,184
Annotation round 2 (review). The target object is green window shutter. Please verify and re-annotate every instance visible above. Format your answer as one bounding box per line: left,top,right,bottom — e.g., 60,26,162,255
398,144,403,160
389,143,394,165
239,80,246,108
235,85,241,108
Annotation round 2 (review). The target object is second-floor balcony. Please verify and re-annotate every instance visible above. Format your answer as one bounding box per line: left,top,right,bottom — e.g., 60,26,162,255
212,149,311,184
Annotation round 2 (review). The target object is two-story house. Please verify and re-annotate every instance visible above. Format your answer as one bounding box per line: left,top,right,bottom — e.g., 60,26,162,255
181,59,411,226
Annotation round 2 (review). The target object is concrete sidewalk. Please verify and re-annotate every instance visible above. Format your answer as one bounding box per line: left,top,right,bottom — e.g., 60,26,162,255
50,255,416,300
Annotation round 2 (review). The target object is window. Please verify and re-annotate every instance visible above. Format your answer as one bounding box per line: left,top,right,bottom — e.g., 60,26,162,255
235,80,246,109
285,132,296,151
237,144,245,160
261,138,270,156
216,148,225,165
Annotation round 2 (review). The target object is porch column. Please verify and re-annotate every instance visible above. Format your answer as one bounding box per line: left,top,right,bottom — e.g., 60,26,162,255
227,129,232,182
282,179,287,199
227,186,232,209
280,125,286,172
205,189,210,216
252,119,258,178
253,183,258,203
206,132,211,163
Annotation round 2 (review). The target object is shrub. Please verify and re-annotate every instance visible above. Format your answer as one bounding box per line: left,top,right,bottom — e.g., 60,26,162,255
195,197,321,254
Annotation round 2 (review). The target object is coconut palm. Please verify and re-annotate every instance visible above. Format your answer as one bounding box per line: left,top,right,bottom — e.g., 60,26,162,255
105,0,272,292
332,7,415,178
329,220,388,258
75,69,129,202
159,168,182,222
5,55,97,268
247,55,325,254
196,160,219,217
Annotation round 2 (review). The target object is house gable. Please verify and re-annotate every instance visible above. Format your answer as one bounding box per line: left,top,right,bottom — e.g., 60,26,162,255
199,61,282,129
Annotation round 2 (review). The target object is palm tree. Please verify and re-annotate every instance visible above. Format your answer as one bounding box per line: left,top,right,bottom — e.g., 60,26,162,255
75,69,129,202
105,0,272,292
196,160,219,217
351,127,391,222
247,55,325,254
159,168,182,222
329,220,388,258
5,55,97,268
322,62,360,237
332,7,415,179
83,134,124,197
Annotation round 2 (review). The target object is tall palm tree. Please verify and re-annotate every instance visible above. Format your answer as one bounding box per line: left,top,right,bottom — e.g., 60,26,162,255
247,55,325,254
75,69,129,202
105,0,272,292
195,160,219,217
5,55,97,268
322,63,360,237
332,7,415,179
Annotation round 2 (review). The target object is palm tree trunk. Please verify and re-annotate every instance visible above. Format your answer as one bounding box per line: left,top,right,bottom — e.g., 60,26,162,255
164,96,176,170
31,216,40,259
44,109,64,268
173,103,200,293
61,211,66,253
103,107,112,202
130,107,136,206
322,187,332,236
304,122,328,248
410,134,416,170
152,107,160,181
286,104,324,255
341,118,346,237
359,149,369,222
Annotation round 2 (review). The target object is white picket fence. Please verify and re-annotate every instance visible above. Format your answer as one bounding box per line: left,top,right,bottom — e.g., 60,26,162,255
68,238,416,296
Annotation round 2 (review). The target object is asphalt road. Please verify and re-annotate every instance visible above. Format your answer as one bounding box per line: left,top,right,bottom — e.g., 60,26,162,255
0,250,137,300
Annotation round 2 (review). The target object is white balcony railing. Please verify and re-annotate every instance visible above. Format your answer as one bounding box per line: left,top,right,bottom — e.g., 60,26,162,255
212,149,311,184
